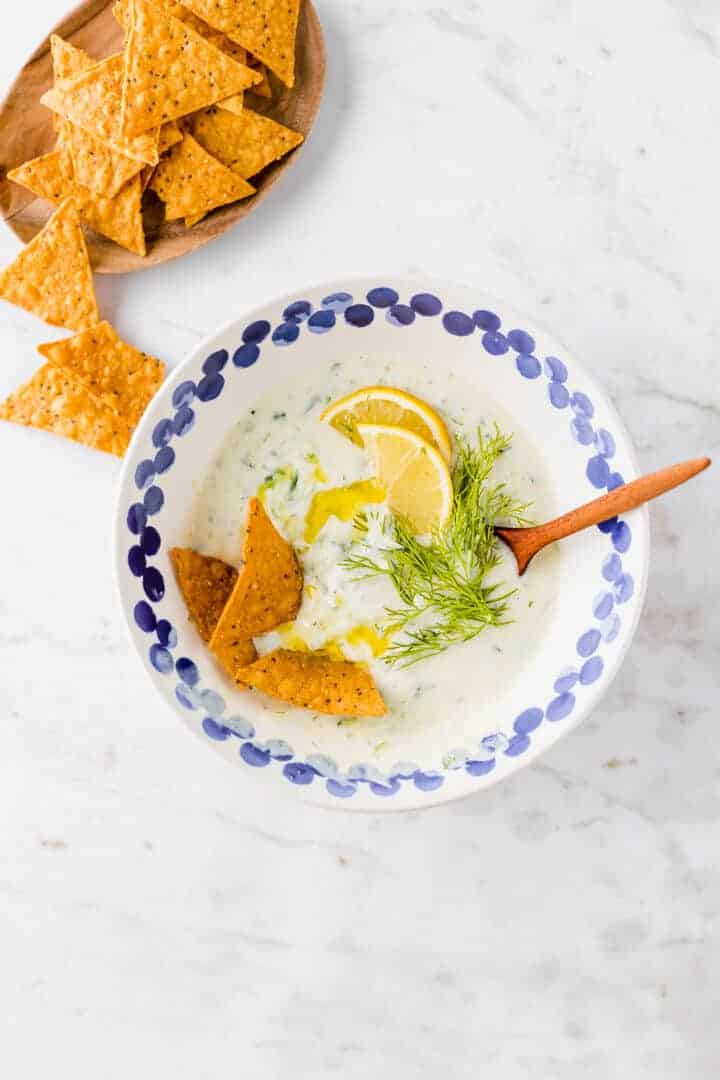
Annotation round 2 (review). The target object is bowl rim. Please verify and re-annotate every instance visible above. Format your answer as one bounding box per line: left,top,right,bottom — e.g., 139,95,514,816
113,274,650,811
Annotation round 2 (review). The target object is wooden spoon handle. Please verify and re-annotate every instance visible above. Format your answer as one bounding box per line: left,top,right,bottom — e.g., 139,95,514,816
537,457,711,542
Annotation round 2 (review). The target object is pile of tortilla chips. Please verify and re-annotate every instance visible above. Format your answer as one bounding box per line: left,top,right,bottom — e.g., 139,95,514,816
0,197,164,455
172,498,387,717
7,0,304,253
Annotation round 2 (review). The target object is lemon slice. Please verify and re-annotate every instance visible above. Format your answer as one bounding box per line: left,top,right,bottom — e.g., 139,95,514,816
357,423,454,534
320,385,452,462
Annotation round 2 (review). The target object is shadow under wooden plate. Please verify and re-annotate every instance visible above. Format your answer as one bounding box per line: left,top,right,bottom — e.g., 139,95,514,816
0,0,325,273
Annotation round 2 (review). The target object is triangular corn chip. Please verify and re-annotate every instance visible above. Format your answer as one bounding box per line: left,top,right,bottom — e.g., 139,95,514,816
9,150,146,256
149,133,255,227
209,498,302,682
238,649,387,717
41,54,160,165
246,54,272,99
37,321,164,426
183,0,300,87
0,361,132,456
169,548,240,643
0,198,98,331
193,106,303,179
114,0,248,62
158,121,183,154
119,0,261,137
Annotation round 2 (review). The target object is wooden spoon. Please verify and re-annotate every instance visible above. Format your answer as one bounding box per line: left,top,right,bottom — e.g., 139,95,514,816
496,457,711,575
0,0,326,273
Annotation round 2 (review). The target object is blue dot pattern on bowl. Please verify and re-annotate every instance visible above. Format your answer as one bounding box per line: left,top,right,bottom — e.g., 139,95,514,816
126,288,635,799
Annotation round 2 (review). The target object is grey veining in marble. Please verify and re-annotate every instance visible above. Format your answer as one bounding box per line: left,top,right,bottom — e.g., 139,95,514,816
0,1,718,1076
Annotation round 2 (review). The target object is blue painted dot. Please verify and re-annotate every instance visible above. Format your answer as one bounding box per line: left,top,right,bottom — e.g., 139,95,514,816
612,520,632,553
272,321,300,345
345,304,374,327
594,429,616,459
607,472,625,491
603,553,622,582
367,287,398,308
517,353,541,378
175,684,197,710
134,459,155,490
133,601,156,633
386,303,415,327
473,309,501,331
614,573,634,603
513,707,543,734
546,693,575,722
243,320,271,344
172,380,196,408
600,613,621,643
307,309,336,333
508,329,535,354
283,762,315,785
152,419,173,448
172,406,195,437
587,455,611,488
593,591,614,620
598,515,618,534
549,383,570,408
149,644,173,674
143,486,164,515
202,717,230,740
202,349,228,375
577,628,601,657
154,446,175,474
322,291,353,312
128,546,145,576
143,566,164,602
140,524,160,557
126,503,147,535
580,656,604,685
196,373,224,401
544,356,568,382
240,742,271,767
505,733,530,756
366,779,398,796
571,417,594,445
482,331,509,355
410,293,442,317
156,619,176,647
200,689,225,716
176,657,199,686
554,671,578,694
326,778,356,798
233,342,259,367
443,311,474,336
571,391,594,418
466,758,496,776
413,771,444,792
283,300,312,323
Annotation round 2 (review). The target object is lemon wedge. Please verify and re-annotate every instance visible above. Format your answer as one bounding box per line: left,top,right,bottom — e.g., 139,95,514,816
356,423,453,534
320,385,452,462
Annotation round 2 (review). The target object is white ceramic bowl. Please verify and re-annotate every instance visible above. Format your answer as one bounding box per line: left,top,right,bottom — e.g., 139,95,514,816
113,277,649,810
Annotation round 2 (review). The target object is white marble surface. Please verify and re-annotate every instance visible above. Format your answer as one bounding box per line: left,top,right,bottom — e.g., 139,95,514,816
1,1,718,1076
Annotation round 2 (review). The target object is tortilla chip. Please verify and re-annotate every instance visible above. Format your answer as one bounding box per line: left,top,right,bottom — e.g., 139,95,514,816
149,133,255,227
246,53,272,99
239,650,387,717
217,92,244,116
193,106,303,179
0,361,132,456
169,548,240,642
50,34,90,82
114,0,247,61
41,55,160,166
158,121,183,154
9,150,146,257
119,0,261,137
183,0,300,87
209,498,302,680
37,321,164,426
0,198,98,331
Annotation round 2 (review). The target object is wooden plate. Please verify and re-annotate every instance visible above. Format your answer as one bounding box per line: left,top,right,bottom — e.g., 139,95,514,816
0,0,325,273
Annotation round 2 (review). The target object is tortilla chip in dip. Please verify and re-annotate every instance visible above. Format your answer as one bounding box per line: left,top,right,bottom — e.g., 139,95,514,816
238,649,387,717
170,548,239,643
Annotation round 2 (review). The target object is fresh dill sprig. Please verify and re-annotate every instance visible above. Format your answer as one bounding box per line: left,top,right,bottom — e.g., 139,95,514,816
341,425,531,666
